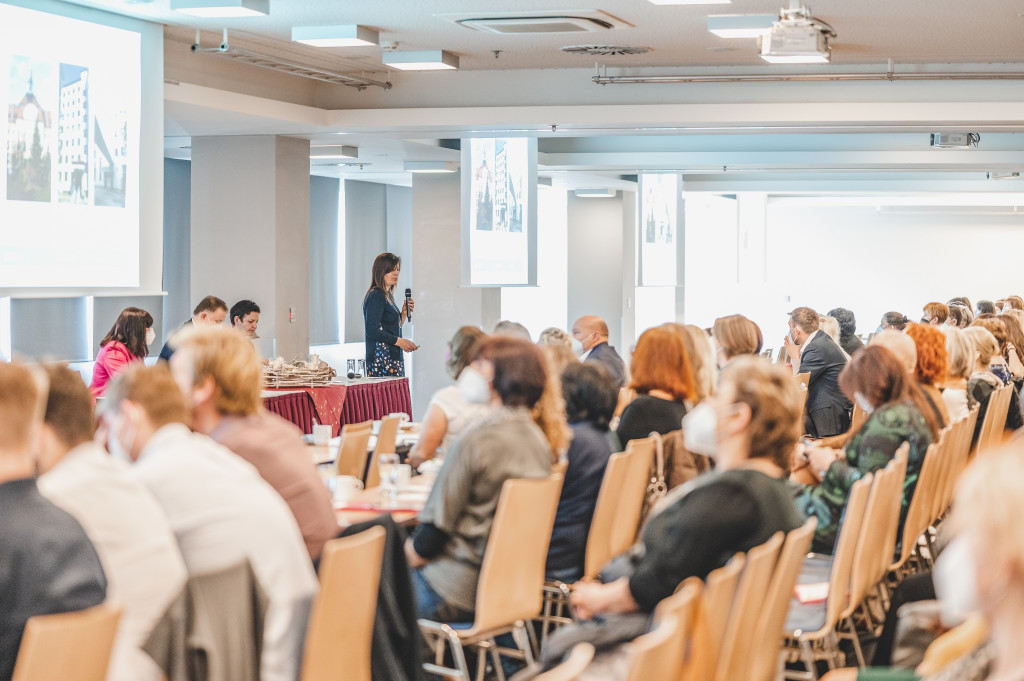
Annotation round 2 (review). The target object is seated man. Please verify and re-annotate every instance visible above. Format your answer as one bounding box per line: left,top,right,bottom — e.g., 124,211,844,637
784,307,852,438
168,326,338,560
100,364,318,681
0,363,106,681
230,299,261,339
571,315,628,389
157,295,228,361
36,365,187,681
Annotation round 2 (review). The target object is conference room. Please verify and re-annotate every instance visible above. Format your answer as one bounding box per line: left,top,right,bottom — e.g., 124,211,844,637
2,1,1024,680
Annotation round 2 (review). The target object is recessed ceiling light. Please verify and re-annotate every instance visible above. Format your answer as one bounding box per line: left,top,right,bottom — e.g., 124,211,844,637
707,14,777,38
383,50,459,71
292,25,378,48
310,145,358,159
171,0,269,18
574,188,616,198
405,161,459,173
647,0,731,5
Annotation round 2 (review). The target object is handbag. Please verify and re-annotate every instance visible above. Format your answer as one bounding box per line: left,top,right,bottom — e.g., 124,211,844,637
640,431,668,523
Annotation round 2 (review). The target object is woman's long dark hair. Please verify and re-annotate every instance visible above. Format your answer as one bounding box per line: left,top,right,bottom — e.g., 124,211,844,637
366,252,401,301
100,307,153,359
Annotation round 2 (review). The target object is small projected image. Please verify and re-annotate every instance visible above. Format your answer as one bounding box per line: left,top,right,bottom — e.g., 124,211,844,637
57,63,89,205
7,55,55,202
473,153,494,231
92,103,127,207
642,173,676,245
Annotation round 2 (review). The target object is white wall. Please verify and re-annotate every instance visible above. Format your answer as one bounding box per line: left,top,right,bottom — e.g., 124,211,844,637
567,192,627,352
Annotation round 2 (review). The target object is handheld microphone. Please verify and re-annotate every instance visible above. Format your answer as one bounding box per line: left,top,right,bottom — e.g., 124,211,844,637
347,371,362,379
405,288,413,322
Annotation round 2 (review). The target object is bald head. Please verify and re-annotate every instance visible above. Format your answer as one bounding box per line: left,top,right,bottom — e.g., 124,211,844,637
572,316,609,353
870,330,917,374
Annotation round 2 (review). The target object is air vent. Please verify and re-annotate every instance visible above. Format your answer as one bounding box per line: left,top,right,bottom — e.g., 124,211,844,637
438,10,632,34
561,44,651,56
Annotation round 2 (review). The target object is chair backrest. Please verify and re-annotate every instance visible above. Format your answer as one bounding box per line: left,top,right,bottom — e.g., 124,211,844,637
681,554,745,681
850,403,869,432
336,422,373,479
472,474,564,634
877,445,909,579
745,518,818,681
12,603,122,681
927,428,954,527
365,415,403,488
583,449,629,579
652,578,702,681
609,436,656,555
796,372,811,390
889,442,938,573
624,618,681,681
776,346,789,365
534,643,595,681
715,532,785,681
821,473,873,633
301,525,386,681
977,384,1012,455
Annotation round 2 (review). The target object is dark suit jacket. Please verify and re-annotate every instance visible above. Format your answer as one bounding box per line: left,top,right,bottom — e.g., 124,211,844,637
585,342,627,389
799,332,852,438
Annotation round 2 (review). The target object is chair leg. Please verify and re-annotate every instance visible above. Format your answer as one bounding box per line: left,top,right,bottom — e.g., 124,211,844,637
799,639,819,681
487,640,506,681
512,622,537,667
845,618,866,668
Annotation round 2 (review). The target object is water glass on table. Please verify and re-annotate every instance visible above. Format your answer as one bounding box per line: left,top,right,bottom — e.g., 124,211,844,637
378,453,401,506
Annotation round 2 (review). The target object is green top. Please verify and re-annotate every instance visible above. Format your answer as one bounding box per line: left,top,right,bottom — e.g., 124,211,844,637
795,401,933,553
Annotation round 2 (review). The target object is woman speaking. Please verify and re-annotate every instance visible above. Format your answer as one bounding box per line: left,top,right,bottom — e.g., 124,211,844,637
363,252,417,377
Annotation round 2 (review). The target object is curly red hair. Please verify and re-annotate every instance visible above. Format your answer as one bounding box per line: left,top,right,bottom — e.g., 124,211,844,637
904,322,949,387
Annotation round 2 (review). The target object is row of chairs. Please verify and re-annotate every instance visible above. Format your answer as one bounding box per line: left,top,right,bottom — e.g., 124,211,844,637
333,413,405,485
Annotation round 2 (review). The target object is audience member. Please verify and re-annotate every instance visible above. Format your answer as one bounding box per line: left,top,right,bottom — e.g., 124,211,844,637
941,326,973,422
870,330,918,374
712,314,763,367
0,362,106,681
538,327,572,347
676,324,716,404
493,320,532,341
100,365,318,681
158,295,228,362
947,303,973,329
616,326,695,446
571,315,627,389
36,365,187,681
996,311,1024,377
546,363,621,583
922,302,949,326
90,306,154,398
567,358,803,620
540,343,578,381
977,300,997,316
963,326,1022,444
819,315,847,356
905,323,951,428
408,326,490,468
168,326,337,560
795,346,937,553
947,295,973,312
879,311,910,332
785,307,852,438
972,316,1014,385
828,307,864,356
1005,295,1024,311
229,299,261,338
405,336,553,621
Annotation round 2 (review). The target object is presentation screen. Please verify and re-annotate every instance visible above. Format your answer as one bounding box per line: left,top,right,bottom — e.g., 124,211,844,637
639,173,681,286
0,2,141,288
461,137,537,286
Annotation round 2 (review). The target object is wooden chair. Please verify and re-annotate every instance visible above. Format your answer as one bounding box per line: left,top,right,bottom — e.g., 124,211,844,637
716,532,785,681
12,603,122,681
745,518,818,681
335,420,373,479
681,554,745,681
796,371,811,390
301,525,387,681
420,474,563,681
783,474,873,681
533,643,595,681
366,414,404,488
850,403,868,432
614,436,657,552
976,384,1012,455
624,618,681,681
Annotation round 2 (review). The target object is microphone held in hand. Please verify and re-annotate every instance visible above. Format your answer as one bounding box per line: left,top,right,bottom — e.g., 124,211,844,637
405,288,413,322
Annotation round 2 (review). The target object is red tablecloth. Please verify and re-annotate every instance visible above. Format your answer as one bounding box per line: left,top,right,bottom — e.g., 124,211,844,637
263,378,411,436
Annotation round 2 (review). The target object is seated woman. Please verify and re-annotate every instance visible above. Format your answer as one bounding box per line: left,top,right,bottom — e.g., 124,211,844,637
404,336,553,622
879,312,911,332
940,327,972,423
568,357,804,620
407,326,490,468
712,314,763,368
963,326,1021,445
795,346,938,553
89,307,154,398
615,326,696,446
905,323,951,429
546,363,621,583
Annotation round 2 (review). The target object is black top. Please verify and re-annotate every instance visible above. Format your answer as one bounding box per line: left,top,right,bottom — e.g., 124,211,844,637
362,288,403,366
615,394,688,447
546,422,620,576
0,478,107,681
840,334,864,357
158,319,192,362
628,468,803,612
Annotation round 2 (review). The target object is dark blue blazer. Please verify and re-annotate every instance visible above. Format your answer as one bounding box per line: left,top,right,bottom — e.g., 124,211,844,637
585,342,628,389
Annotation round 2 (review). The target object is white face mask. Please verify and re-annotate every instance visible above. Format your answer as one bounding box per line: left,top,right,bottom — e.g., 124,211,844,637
683,402,719,458
933,535,980,626
145,328,156,346
458,367,492,405
853,391,874,414
571,338,585,357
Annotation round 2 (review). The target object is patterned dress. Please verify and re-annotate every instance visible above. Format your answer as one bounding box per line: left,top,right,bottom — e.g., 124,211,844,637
794,401,934,554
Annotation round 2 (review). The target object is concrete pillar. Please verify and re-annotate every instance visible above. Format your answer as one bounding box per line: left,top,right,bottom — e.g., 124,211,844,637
190,135,310,359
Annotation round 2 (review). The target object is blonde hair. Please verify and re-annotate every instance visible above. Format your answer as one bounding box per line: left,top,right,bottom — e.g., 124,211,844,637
174,326,262,416
102,364,190,428
818,316,841,345
719,357,802,470
533,365,572,463
869,330,917,374
712,314,763,359
664,323,715,404
537,327,572,348
963,326,999,366
941,326,973,381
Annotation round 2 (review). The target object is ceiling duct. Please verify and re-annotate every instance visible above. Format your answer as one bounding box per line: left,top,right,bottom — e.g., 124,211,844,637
561,45,651,56
439,10,632,34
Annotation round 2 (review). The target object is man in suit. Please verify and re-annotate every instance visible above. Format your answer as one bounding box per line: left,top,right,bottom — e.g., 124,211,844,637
784,307,852,438
157,295,228,362
571,315,627,389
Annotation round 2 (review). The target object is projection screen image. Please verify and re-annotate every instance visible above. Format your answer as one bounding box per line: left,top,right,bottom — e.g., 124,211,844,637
467,137,531,285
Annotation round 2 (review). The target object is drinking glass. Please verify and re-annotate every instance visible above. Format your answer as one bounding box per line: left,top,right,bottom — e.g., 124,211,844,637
378,453,401,506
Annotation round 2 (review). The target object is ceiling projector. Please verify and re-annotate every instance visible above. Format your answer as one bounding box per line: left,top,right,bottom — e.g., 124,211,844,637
759,4,834,64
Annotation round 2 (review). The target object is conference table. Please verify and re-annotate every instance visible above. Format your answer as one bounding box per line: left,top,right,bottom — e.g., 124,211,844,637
262,376,412,437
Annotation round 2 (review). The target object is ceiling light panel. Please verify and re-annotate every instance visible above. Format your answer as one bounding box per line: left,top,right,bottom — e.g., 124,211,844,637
383,50,459,71
707,14,777,38
171,0,269,18
292,25,378,48
405,161,459,173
